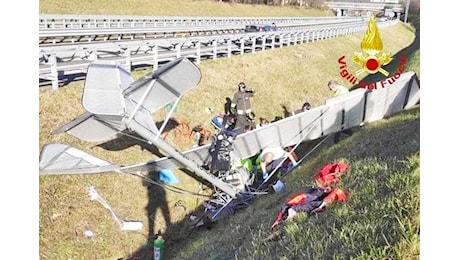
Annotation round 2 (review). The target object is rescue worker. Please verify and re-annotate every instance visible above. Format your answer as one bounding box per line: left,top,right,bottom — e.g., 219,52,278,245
231,82,255,129
327,80,349,97
327,80,353,143
259,145,298,180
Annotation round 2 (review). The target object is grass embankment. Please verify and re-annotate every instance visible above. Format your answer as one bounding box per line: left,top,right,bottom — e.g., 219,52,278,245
39,1,419,258
39,0,332,17
172,105,420,260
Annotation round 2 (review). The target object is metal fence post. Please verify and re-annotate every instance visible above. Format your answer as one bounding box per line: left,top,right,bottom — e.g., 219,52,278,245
50,54,59,90
175,43,181,58
213,40,218,59
124,48,131,72
227,40,232,58
196,42,201,64
152,45,158,70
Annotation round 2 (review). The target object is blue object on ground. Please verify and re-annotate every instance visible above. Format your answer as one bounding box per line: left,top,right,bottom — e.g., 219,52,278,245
159,169,179,184
272,180,285,192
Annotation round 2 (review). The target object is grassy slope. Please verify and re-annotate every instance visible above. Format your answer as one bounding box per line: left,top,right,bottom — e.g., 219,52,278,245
172,106,420,260
39,1,419,259
39,0,332,17
179,22,416,133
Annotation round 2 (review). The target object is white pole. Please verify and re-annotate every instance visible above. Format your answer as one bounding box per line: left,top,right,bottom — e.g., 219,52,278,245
404,0,410,23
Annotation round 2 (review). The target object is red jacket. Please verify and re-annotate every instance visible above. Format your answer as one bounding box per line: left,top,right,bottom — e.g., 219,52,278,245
274,187,347,223
314,162,348,186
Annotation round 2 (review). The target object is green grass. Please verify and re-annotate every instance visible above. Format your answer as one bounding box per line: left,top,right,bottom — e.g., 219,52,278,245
406,49,420,80
39,1,420,259
169,106,419,259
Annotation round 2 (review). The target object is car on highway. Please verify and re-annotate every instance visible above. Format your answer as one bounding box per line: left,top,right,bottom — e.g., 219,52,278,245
244,24,274,32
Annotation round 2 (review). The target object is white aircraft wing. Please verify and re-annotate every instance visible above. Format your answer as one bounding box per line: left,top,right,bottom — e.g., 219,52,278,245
39,143,120,175
121,70,420,173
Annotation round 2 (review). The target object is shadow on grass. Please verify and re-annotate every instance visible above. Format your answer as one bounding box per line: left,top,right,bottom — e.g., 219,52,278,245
97,131,166,158
123,137,334,259
96,118,191,157
39,72,87,88
126,170,217,259
122,103,360,259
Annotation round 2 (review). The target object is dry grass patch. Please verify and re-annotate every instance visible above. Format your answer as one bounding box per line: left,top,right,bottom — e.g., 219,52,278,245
39,0,332,17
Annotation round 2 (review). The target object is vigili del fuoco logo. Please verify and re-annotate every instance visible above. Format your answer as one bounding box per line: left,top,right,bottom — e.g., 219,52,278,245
337,14,407,90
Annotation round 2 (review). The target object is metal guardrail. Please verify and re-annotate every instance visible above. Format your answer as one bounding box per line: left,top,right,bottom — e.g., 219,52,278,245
39,14,361,29
39,16,364,45
324,1,404,13
39,19,397,89
39,25,246,45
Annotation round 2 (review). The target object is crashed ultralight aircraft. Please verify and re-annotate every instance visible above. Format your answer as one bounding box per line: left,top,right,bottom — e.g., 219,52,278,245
39,57,420,222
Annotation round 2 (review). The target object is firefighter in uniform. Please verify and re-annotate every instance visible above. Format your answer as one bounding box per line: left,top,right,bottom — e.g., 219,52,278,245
231,82,255,129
